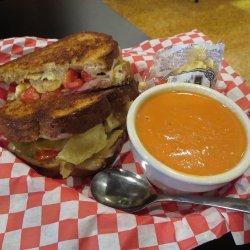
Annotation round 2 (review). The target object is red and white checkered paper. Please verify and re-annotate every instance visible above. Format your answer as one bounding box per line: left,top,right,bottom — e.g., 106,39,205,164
0,30,250,250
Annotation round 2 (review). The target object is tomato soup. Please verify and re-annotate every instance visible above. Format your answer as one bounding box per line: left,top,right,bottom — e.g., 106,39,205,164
136,91,247,176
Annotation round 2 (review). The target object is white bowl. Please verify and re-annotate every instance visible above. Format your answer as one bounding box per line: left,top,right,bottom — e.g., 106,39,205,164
127,83,250,193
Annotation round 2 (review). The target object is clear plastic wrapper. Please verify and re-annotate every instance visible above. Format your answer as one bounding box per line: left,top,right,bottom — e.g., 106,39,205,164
144,43,225,89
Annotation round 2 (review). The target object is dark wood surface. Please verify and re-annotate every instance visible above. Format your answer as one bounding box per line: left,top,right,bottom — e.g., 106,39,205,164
0,0,249,249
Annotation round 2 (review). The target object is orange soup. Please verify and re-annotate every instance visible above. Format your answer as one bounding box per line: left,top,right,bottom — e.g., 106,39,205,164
136,91,247,176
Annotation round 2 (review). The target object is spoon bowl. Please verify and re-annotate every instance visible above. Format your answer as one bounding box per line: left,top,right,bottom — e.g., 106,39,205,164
90,168,250,213
91,168,155,212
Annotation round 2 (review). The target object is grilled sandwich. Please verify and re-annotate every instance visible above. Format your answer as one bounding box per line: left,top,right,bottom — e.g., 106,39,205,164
0,32,134,103
0,32,138,178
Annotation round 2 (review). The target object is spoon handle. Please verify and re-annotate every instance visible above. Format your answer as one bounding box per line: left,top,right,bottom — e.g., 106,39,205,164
155,194,250,213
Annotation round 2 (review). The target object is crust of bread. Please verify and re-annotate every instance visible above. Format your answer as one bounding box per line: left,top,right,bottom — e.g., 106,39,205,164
0,101,41,142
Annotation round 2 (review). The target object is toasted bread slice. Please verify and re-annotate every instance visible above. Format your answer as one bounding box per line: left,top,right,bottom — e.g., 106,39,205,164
0,32,133,88
0,80,138,142
39,91,112,139
39,80,138,139
0,91,111,142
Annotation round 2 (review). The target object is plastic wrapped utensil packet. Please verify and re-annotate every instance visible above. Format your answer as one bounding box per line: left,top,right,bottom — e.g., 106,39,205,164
145,43,225,88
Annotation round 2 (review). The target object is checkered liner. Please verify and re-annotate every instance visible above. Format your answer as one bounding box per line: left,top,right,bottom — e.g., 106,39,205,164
0,30,249,250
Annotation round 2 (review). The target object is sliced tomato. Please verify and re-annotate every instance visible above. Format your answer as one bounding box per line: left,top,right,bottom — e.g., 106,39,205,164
35,150,59,161
20,87,40,103
65,79,84,89
9,82,17,92
63,69,78,86
81,70,92,82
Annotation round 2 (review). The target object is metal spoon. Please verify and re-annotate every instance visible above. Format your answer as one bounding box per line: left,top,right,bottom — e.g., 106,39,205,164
90,168,250,213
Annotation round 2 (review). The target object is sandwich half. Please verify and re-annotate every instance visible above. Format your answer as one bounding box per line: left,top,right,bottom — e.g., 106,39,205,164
0,32,134,103
0,32,138,178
